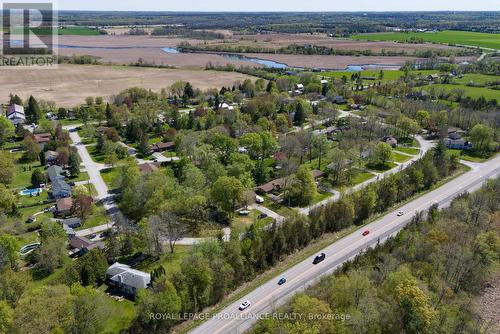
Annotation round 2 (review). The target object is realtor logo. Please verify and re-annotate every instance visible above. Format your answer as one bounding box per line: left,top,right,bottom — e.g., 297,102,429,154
1,2,57,67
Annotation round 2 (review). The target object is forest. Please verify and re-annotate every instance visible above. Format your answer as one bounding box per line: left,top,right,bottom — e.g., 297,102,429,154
250,176,500,334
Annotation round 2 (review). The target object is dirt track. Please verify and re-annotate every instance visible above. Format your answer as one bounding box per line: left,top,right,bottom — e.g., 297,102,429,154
0,64,255,107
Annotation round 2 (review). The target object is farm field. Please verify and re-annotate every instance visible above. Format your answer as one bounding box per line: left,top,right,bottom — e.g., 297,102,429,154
352,30,500,50
0,64,257,106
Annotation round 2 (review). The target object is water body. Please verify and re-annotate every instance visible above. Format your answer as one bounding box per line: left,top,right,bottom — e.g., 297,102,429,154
217,53,289,69
161,47,180,54
16,40,400,71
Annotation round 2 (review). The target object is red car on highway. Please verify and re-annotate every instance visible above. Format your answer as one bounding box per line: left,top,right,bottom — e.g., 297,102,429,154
362,230,370,236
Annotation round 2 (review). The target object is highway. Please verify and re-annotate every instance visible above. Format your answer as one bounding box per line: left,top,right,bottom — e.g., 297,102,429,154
189,154,500,334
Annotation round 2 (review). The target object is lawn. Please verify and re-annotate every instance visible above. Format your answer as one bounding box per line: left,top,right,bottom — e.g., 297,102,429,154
394,146,420,155
76,203,108,230
423,83,500,102
351,30,500,50
312,191,332,204
68,171,89,183
99,295,137,334
9,155,43,190
135,245,193,275
100,168,120,191
11,26,103,36
349,171,375,186
453,73,500,86
261,196,296,217
447,149,494,163
366,161,398,172
232,210,274,234
87,145,106,163
322,69,435,82
392,151,411,163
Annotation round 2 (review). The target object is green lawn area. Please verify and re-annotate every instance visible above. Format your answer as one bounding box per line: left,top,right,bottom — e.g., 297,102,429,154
162,151,178,158
392,151,411,163
422,83,500,102
76,203,108,230
10,26,103,36
312,191,332,204
351,30,500,50
99,294,137,334
394,147,420,155
447,149,494,163
87,145,106,163
135,245,193,275
349,171,375,186
453,73,500,86
232,209,274,234
9,155,43,190
68,171,89,183
148,136,162,144
366,161,398,172
100,168,120,191
322,69,435,82
261,196,296,217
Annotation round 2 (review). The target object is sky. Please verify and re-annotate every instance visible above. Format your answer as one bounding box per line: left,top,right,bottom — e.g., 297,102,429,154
56,0,499,12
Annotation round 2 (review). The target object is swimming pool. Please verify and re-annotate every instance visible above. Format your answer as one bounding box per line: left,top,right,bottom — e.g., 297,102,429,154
19,188,42,196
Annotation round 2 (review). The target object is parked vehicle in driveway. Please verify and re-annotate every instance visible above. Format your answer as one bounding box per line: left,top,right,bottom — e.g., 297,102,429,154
238,300,251,311
313,253,326,264
258,213,268,219
277,277,287,285
255,195,264,203
239,210,250,216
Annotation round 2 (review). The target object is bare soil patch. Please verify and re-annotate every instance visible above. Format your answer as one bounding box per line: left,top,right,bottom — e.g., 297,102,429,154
0,64,256,107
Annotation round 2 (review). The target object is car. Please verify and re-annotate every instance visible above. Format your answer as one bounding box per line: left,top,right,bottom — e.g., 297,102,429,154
238,210,250,216
255,195,265,204
238,300,251,311
26,216,36,224
88,234,97,239
362,230,370,236
397,211,404,216
68,182,76,186
258,213,268,219
313,253,326,264
277,277,287,285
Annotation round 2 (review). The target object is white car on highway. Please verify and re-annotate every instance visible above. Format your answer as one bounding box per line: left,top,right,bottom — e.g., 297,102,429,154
397,211,404,216
238,300,251,311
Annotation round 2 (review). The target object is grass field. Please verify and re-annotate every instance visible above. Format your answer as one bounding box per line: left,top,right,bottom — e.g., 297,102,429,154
322,69,435,81
394,147,419,155
352,30,500,50
9,26,102,36
423,84,500,101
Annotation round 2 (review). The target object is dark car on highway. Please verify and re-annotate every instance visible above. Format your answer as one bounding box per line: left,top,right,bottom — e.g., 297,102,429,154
313,253,326,264
277,277,286,285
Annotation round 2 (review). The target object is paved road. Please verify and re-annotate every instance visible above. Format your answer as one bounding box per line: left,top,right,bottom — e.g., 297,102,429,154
189,154,500,334
68,126,124,235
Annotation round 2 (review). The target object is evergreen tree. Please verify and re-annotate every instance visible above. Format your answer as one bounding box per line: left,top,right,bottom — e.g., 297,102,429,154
26,96,41,124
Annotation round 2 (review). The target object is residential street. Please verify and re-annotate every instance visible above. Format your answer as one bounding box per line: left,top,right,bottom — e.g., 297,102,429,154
67,125,124,235
189,154,500,334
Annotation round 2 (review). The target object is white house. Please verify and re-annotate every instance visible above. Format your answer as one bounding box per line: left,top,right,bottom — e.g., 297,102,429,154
6,104,25,125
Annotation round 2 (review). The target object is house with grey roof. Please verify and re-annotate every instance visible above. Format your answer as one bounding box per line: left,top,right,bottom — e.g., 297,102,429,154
47,165,65,182
106,262,151,297
52,179,71,199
